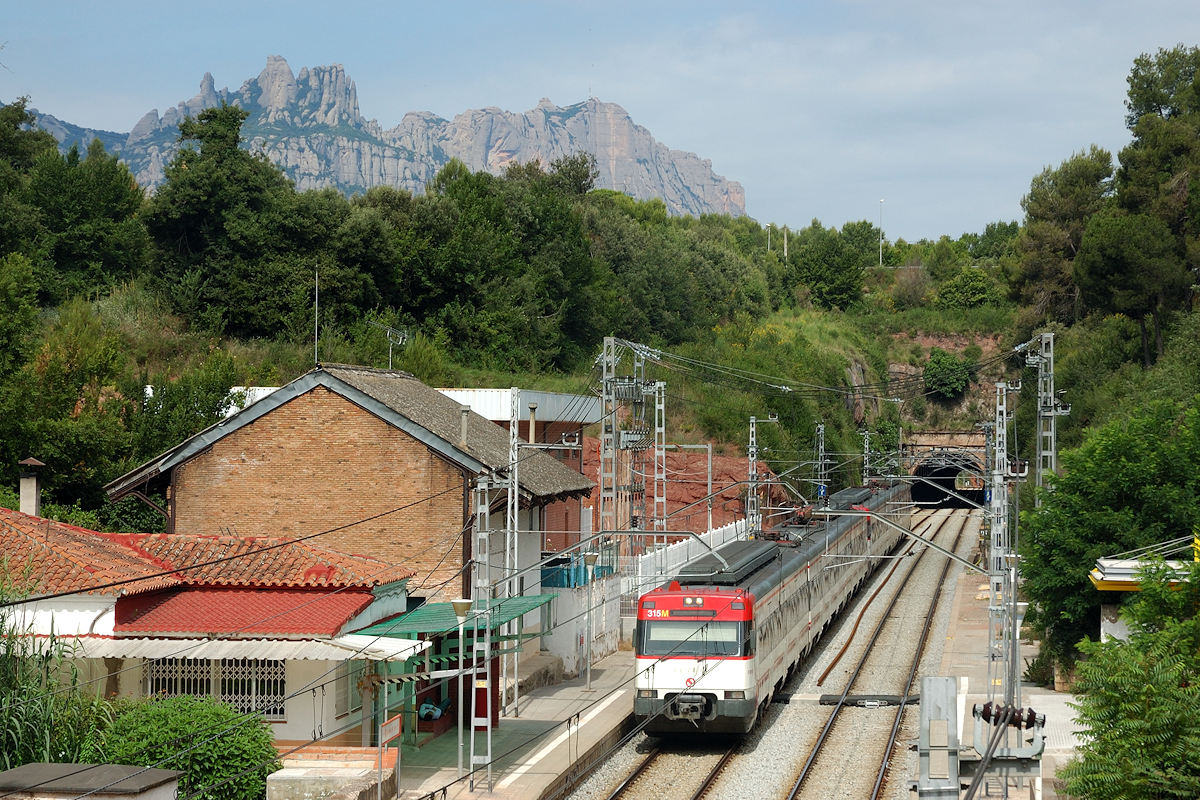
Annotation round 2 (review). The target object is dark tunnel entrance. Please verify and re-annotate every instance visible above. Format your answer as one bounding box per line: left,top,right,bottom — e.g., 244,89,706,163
912,451,986,509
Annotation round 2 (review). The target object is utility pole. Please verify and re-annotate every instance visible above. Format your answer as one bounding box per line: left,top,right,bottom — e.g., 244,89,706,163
1026,332,1070,506
747,416,760,535
815,422,828,506
861,429,872,480
599,337,618,534
469,473,494,792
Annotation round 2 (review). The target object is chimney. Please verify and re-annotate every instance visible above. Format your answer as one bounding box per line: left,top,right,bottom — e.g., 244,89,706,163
459,405,471,449
18,457,44,517
528,401,538,444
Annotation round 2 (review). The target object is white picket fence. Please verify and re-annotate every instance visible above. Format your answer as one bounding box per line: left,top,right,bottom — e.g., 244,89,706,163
618,519,748,615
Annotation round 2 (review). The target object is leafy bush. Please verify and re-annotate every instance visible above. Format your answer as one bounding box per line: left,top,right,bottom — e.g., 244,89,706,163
923,348,971,400
935,267,997,309
105,695,279,800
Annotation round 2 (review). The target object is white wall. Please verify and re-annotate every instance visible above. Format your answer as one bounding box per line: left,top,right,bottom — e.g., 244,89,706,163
542,574,620,676
9,597,114,636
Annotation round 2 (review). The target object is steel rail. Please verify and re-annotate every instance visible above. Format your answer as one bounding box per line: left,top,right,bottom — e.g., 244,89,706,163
871,511,967,798
603,747,660,800
687,744,738,800
786,511,962,800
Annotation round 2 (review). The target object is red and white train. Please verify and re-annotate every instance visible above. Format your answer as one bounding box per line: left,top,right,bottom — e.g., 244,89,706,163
633,482,910,734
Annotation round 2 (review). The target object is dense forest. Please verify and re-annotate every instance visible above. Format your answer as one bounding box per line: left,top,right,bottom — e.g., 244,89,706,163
0,45,1197,542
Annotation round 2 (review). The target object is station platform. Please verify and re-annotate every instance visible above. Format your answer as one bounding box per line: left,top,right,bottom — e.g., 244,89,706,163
938,561,1082,799
393,649,637,799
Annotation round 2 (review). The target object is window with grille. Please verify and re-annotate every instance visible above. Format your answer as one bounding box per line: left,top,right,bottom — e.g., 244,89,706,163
146,657,212,698
219,659,286,720
144,658,287,721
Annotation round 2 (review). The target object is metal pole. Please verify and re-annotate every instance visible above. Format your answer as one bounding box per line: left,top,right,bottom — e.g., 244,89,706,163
457,617,465,778
585,552,598,690
879,199,883,268
451,599,470,780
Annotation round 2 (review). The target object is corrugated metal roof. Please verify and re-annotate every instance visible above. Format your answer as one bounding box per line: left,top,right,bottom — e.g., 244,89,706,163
356,594,557,637
68,633,429,662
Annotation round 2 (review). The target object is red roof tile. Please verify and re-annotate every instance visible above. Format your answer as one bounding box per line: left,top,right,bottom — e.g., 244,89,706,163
0,508,180,597
115,588,374,637
103,533,415,588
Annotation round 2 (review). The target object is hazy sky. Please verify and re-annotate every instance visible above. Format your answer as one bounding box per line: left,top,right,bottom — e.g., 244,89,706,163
5,1,1200,241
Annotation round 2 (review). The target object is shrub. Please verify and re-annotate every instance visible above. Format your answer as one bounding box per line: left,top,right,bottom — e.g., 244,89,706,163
923,347,971,400
105,695,279,800
935,267,997,309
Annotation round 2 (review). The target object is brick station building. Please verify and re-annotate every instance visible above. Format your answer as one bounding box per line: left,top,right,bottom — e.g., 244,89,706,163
106,364,595,603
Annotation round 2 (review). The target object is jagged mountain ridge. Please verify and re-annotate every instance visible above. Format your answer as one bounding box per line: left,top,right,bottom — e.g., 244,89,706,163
34,55,745,217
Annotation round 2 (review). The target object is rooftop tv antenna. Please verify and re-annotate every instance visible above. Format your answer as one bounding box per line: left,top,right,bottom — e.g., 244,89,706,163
367,321,408,369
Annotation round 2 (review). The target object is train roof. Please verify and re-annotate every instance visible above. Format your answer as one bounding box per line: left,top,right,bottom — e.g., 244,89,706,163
677,539,779,587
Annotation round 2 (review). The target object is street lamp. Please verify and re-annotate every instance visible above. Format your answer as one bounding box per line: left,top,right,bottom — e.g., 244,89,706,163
584,552,599,690
451,598,471,779
879,198,884,268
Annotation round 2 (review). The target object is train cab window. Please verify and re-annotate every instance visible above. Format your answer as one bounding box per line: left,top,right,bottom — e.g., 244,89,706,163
635,620,747,657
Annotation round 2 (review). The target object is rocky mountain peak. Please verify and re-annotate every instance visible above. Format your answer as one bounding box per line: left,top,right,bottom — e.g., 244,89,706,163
40,57,745,218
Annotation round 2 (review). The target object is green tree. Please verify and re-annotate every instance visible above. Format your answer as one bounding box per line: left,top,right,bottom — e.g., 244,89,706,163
145,104,300,336
130,350,241,460
1115,45,1200,315
1124,44,1200,127
1020,397,1200,664
1011,146,1114,323
839,219,883,270
24,139,149,303
922,347,970,400
105,695,279,800
1059,558,1200,799
0,98,57,262
1074,207,1187,364
793,220,863,309
924,235,965,283
21,298,129,506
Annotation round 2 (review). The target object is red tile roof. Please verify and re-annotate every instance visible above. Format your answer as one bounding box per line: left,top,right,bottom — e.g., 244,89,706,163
1,508,414,602
103,533,415,588
115,588,374,637
0,508,180,597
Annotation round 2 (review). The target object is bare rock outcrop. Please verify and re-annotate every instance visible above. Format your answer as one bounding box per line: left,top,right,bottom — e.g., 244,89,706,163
34,56,745,218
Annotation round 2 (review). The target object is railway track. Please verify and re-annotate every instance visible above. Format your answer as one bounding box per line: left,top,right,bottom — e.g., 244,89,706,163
602,741,737,800
786,509,970,800
566,509,981,800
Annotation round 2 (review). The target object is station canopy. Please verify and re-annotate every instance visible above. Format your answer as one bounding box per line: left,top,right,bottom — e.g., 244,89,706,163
355,594,556,638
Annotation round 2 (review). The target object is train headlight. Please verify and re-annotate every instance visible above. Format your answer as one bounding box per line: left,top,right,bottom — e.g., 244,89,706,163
637,690,656,698
726,691,746,699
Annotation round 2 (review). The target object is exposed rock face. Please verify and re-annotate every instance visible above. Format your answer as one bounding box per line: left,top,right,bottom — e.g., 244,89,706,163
34,56,745,217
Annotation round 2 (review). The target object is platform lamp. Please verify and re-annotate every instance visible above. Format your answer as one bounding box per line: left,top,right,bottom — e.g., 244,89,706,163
451,598,472,779
584,552,599,690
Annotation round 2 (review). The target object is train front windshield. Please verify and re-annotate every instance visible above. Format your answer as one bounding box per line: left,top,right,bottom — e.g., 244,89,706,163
636,620,749,657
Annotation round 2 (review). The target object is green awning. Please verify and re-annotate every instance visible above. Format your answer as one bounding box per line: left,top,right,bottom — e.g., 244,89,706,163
355,594,557,638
